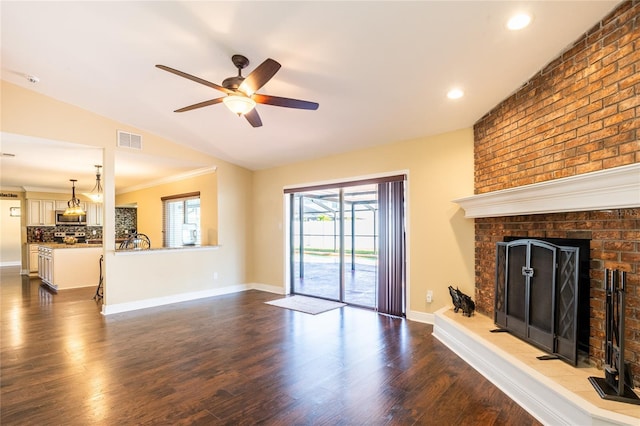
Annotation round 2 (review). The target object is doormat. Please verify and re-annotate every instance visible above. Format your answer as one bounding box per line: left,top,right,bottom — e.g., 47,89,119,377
265,295,346,315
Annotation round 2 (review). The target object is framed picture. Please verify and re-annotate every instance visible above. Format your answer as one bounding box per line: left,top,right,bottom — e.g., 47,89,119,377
10,207,20,217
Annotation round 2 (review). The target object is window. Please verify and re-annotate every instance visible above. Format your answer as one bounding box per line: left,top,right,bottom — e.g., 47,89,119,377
162,192,201,247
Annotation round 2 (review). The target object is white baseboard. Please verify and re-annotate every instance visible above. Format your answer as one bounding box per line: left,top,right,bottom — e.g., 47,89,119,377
248,282,285,294
0,261,21,268
102,284,250,315
101,283,285,316
406,309,434,324
100,282,440,320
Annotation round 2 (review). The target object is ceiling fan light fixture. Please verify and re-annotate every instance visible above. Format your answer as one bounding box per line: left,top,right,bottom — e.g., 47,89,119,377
223,95,256,115
83,165,103,203
157,56,317,127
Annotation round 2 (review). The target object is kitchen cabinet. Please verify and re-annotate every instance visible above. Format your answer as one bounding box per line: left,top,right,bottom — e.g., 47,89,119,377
37,244,101,290
86,203,103,226
38,246,53,285
28,199,93,226
29,244,39,274
27,199,56,226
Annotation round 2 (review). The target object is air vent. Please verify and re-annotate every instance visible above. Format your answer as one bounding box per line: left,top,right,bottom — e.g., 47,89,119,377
117,130,142,150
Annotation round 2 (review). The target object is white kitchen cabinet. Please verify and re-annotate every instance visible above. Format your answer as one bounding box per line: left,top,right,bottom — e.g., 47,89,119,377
27,200,56,226
86,203,103,226
38,246,53,285
37,244,100,290
29,244,39,274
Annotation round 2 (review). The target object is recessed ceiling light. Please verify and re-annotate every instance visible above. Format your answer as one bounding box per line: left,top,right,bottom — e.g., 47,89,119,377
447,88,464,100
507,13,532,30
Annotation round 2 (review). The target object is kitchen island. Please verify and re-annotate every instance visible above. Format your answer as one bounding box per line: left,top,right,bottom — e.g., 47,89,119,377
38,243,102,291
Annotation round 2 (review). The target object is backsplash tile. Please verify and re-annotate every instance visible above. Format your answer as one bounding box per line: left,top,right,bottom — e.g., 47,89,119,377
26,207,137,242
115,207,137,238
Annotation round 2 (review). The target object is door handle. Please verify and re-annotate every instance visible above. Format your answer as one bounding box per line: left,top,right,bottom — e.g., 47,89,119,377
522,266,534,277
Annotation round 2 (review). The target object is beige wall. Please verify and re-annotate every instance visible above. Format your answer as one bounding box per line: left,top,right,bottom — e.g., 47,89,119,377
1,81,209,162
0,199,22,266
2,79,474,317
252,128,475,317
1,81,252,309
105,158,252,307
116,171,218,247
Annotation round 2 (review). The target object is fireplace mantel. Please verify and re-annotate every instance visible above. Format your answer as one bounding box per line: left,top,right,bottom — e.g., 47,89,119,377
453,163,640,218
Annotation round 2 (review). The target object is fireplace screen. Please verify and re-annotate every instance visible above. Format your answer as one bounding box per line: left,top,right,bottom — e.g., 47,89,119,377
495,239,580,365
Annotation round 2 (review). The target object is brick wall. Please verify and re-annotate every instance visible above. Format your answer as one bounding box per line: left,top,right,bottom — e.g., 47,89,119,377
473,2,640,383
475,1,639,193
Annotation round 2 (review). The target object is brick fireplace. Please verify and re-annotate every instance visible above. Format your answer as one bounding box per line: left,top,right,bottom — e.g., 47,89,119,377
476,210,639,378
470,1,639,387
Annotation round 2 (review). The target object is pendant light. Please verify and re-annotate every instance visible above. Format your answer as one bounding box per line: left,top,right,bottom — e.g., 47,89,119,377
63,179,86,216
83,165,103,203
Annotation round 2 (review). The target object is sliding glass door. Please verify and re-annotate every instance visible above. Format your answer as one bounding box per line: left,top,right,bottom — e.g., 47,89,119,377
288,177,405,314
342,185,378,307
291,188,342,301
290,184,378,307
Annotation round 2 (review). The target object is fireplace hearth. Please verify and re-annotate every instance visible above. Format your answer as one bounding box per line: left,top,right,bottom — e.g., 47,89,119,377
494,237,591,365
433,308,640,425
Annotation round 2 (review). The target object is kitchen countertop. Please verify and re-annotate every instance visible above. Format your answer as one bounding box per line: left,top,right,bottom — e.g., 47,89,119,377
115,245,220,254
36,242,220,251
37,243,103,249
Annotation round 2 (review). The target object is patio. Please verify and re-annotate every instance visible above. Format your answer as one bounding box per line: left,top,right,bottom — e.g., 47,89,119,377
292,254,377,308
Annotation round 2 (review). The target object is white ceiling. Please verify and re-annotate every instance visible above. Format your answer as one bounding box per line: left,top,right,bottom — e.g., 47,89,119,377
0,132,210,194
0,1,620,193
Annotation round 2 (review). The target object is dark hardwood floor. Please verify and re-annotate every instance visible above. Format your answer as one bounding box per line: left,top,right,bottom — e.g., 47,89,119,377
1,267,540,425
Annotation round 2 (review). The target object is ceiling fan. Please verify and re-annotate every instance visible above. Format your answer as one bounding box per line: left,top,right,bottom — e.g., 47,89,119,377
156,55,319,128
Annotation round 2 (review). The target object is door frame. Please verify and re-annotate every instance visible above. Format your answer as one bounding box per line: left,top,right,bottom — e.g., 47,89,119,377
283,171,410,311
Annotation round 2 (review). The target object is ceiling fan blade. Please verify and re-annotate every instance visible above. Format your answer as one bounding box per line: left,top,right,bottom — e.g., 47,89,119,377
244,108,263,127
174,98,224,113
156,65,233,94
239,58,281,95
253,94,319,110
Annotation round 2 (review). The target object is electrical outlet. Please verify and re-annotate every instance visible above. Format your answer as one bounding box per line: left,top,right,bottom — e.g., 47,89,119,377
213,272,218,280
426,290,433,303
